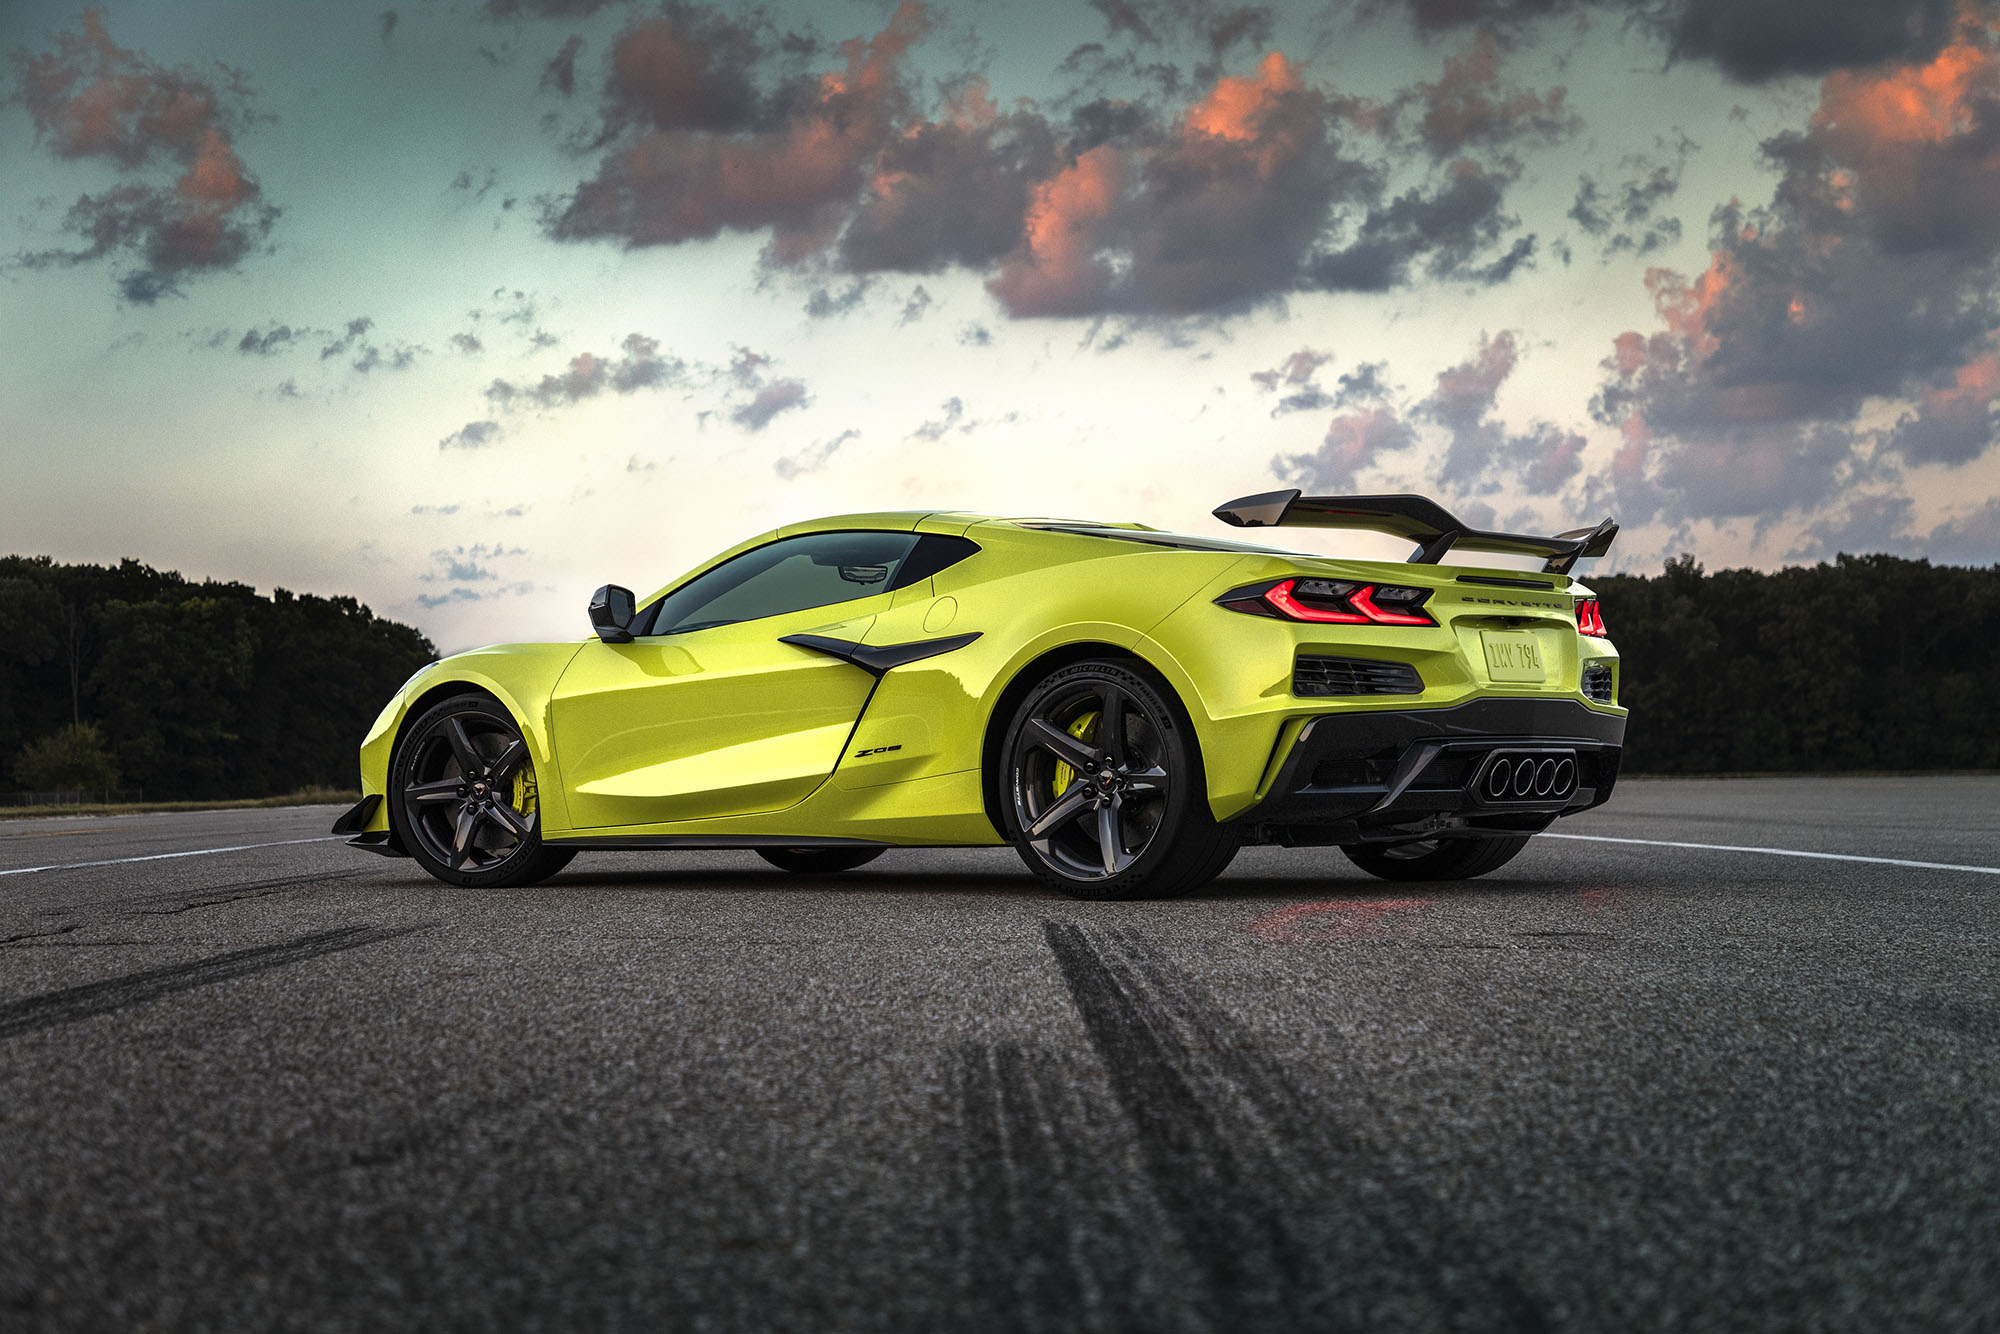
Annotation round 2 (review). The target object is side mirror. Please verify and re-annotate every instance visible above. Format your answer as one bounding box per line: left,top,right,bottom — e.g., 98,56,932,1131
589,584,636,643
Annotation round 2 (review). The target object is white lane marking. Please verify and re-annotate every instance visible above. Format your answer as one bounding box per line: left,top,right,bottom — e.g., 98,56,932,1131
1543,832,1999,876
0,837,341,877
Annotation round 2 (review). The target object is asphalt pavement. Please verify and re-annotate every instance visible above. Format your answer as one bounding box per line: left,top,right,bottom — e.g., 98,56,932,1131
1,776,1996,1332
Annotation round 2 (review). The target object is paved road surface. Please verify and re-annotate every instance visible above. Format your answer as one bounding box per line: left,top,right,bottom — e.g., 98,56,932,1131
2,777,1996,1331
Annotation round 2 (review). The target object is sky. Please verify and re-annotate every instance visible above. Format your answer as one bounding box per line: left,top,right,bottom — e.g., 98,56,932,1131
3,0,1998,653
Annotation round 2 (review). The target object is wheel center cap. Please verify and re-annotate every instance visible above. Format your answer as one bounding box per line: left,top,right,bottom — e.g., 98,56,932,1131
473,783,488,797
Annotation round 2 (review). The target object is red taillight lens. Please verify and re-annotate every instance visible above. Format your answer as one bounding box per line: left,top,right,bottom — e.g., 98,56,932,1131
1258,579,1436,626
1576,598,1608,637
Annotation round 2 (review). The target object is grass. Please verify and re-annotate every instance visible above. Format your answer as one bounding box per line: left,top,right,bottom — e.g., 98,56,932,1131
0,786,360,820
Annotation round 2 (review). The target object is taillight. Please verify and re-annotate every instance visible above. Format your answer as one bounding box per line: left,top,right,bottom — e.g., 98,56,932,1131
1576,598,1607,637
1220,578,1436,627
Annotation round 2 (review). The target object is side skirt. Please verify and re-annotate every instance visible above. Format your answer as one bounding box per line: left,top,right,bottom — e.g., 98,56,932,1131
544,833,898,852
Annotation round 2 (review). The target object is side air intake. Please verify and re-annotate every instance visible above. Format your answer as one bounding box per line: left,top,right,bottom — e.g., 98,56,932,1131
1293,655,1423,697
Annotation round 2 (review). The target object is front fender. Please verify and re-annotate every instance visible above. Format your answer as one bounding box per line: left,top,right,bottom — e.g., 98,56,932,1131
355,641,589,836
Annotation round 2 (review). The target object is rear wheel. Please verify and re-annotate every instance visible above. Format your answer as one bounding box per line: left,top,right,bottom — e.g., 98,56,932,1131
1342,834,1529,882
1000,660,1236,900
389,693,574,888
755,846,885,875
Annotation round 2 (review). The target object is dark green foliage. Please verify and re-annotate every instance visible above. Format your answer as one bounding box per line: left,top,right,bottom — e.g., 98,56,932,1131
1595,554,2000,773
12,723,120,790
0,556,434,800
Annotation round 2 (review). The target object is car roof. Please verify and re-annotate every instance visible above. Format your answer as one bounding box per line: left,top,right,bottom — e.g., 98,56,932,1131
778,510,1311,556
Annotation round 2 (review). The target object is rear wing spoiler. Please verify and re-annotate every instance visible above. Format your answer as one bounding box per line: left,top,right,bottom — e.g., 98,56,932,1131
1212,490,1618,574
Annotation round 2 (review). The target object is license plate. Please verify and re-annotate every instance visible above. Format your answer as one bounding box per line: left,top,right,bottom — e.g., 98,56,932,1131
1481,630,1546,683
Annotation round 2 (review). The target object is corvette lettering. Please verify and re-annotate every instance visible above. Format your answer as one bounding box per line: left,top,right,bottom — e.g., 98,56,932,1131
852,744,903,758
1458,596,1568,609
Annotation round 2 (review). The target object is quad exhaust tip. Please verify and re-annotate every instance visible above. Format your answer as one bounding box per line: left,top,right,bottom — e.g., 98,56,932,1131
1480,750,1577,803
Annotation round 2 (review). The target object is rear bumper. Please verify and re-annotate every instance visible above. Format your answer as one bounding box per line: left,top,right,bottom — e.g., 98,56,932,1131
1237,698,1624,845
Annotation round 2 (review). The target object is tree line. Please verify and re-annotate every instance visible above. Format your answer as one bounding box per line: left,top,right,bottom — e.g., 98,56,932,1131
2,551,1993,799
1,556,435,800
1593,553,1999,773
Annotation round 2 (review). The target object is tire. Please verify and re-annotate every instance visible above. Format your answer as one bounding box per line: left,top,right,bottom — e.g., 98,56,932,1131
999,659,1237,900
1342,834,1530,882
388,692,575,888
756,846,886,875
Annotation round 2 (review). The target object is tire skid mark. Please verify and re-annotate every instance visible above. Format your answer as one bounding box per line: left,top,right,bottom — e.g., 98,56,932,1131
85,868,364,914
1,923,83,947
1042,920,1547,1332
0,924,427,1041
954,1042,1189,1333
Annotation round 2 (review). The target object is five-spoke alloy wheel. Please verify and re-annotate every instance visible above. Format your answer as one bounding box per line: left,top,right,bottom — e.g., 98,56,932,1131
389,693,574,888
1001,660,1235,899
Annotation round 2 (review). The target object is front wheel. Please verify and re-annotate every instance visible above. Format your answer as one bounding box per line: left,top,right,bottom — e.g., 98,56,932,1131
1342,835,1529,882
1000,660,1237,900
389,693,574,888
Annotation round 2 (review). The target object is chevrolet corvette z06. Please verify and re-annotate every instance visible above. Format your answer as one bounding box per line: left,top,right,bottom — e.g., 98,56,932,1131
334,491,1624,899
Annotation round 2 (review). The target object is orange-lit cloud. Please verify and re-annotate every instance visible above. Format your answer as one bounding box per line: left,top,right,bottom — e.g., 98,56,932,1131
986,146,1126,317
13,11,274,301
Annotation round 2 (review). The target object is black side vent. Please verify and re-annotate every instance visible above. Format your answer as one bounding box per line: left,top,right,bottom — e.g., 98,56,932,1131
1581,662,1614,703
1294,655,1423,697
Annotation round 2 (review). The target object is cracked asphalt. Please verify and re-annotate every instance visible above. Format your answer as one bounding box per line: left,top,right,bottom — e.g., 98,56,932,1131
1,775,1996,1332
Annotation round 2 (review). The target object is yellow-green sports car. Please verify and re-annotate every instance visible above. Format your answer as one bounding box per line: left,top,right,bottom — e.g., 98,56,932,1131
334,491,1624,899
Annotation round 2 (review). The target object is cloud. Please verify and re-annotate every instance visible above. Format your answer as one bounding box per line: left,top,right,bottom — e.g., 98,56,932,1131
898,285,933,324
1273,406,1418,491
911,396,965,441
840,78,1060,275
539,10,1551,317
321,317,375,359
1333,360,1390,405
1925,498,2000,564
380,11,399,42
775,427,858,479
550,5,924,260
450,332,484,354
485,332,685,408
1590,19,2000,526
1662,0,1959,84
1421,330,1585,495
440,420,501,450
731,378,810,431
1786,492,1916,562
1307,159,1522,291
1397,30,1575,159
1249,348,1336,414
352,343,419,374
448,168,500,202
10,12,277,301
417,544,530,608
1569,133,1692,257
805,278,872,319
237,324,297,355
541,35,583,95
482,0,623,17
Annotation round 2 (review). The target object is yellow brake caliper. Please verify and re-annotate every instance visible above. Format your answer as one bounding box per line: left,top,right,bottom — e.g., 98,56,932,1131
1051,711,1100,798
510,762,539,827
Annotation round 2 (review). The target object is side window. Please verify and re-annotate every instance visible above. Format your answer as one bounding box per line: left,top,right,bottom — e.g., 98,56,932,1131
645,531,922,635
